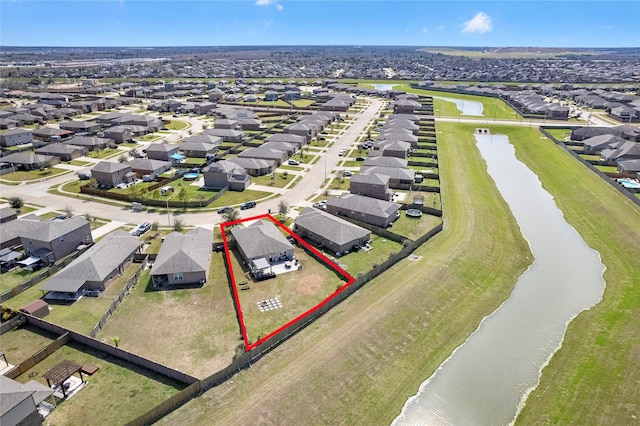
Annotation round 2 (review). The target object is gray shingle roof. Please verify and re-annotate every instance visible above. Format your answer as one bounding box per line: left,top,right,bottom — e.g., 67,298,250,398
40,230,141,292
295,207,370,246
231,220,293,260
152,227,212,276
327,193,400,219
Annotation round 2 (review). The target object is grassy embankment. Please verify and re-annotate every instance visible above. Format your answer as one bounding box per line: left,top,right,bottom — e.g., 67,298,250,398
157,121,534,425
506,126,640,425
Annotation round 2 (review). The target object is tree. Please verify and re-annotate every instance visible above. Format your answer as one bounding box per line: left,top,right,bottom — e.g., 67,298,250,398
222,208,240,223
282,170,289,179
129,148,139,158
178,186,189,208
118,154,128,163
41,160,52,172
8,196,24,211
63,205,74,218
173,217,184,232
84,213,95,229
278,200,290,218
151,221,160,232
112,336,120,348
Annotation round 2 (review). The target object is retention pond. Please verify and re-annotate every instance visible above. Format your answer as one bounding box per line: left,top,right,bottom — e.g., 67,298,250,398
393,133,606,425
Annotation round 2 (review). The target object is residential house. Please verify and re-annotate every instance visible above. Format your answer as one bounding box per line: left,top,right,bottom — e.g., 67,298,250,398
58,120,101,134
0,128,33,147
238,118,263,131
349,173,393,201
326,193,400,228
237,147,287,167
617,159,640,174
373,140,412,159
19,216,92,264
0,118,17,129
600,141,640,164
194,101,217,115
0,375,54,426
1,152,59,170
35,144,87,162
145,143,181,162
294,207,370,255
231,220,294,271
284,122,319,142
227,157,274,176
393,99,422,114
102,125,134,143
91,161,135,188
582,134,626,154
151,227,212,287
203,128,246,143
179,139,220,158
264,133,306,148
359,166,415,189
203,160,251,191
214,118,240,130
260,141,298,156
130,158,172,179
264,91,279,101
63,136,114,151
39,230,142,299
0,206,18,224
362,156,408,168
31,127,74,143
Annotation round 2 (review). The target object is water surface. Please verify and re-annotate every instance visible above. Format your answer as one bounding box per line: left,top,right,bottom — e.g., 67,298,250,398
393,133,605,425
432,95,484,116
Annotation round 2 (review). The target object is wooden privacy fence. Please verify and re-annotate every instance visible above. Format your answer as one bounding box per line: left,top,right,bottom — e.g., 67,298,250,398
0,250,82,303
90,259,147,338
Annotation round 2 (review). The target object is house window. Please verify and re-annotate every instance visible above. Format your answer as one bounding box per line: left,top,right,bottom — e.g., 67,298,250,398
173,272,184,281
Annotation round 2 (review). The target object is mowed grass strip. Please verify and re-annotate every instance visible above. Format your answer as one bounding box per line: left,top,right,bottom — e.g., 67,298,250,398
503,126,640,425
97,254,241,378
158,121,533,425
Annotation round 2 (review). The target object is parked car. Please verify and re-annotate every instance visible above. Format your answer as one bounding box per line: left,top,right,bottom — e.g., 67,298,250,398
132,222,151,236
218,206,233,214
240,201,256,210
355,156,365,161
288,159,300,166
343,171,353,177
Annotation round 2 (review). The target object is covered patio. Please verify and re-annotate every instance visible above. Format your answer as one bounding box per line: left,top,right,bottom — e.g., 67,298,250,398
42,360,86,399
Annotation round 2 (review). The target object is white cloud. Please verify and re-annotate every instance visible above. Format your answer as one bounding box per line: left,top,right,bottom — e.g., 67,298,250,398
422,27,429,34
461,12,493,34
256,0,283,10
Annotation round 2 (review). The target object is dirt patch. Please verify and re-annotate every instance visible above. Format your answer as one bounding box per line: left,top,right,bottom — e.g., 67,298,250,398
295,274,324,295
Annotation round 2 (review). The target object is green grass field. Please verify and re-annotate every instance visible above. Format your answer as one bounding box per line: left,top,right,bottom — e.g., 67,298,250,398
164,120,189,131
160,120,640,426
97,254,240,377
1,167,70,182
15,341,185,425
158,121,534,426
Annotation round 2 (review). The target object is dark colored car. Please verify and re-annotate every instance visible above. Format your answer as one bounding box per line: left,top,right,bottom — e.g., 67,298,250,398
240,201,256,210
218,206,233,214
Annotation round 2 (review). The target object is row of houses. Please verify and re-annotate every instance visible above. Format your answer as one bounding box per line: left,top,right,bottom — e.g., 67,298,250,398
0,213,93,273
571,127,640,174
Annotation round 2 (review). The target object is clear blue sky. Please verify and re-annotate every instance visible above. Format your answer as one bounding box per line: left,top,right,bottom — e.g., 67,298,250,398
1,1,638,47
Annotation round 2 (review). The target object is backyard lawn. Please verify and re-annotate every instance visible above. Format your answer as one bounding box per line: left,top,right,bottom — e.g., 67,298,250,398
86,148,124,160
251,173,296,188
0,323,59,365
15,341,186,425
389,212,442,241
97,254,240,377
4,263,142,335
229,246,347,345
328,234,404,278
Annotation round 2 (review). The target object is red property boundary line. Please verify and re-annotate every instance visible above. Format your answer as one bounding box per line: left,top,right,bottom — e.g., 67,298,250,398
220,214,355,351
